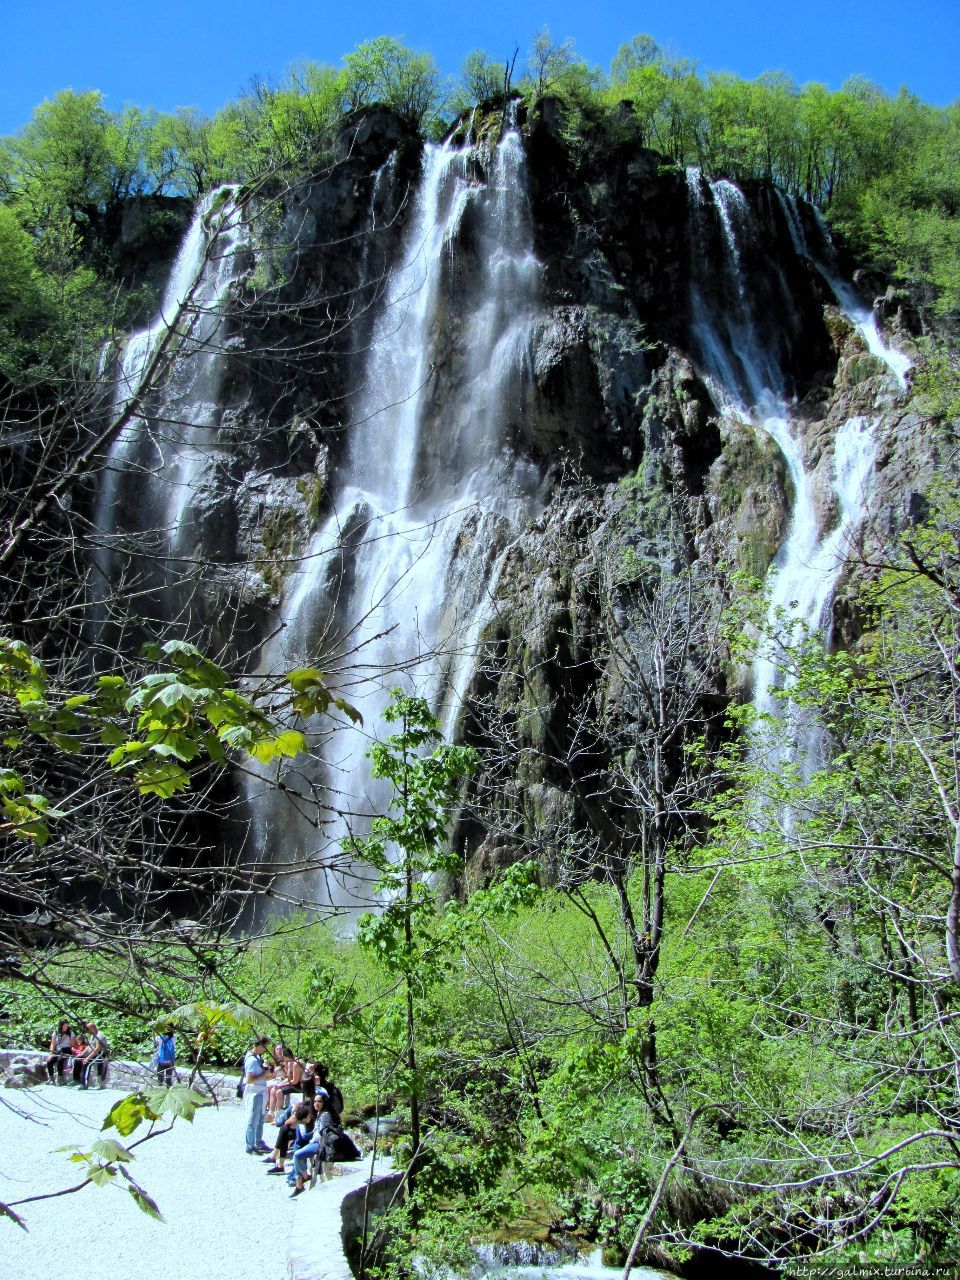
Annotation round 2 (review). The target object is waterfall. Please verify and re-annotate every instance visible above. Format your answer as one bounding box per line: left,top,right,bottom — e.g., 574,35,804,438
685,170,900,765
468,1243,668,1280
774,189,911,390
750,415,878,775
244,112,542,911
91,188,248,627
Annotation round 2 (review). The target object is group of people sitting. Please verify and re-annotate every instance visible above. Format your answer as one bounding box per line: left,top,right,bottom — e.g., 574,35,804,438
241,1037,360,1198
44,1019,110,1089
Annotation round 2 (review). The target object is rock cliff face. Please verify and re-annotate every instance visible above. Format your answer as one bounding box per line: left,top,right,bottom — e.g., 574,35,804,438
91,101,934,891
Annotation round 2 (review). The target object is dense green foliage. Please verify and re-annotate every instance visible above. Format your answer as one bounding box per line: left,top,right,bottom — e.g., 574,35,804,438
1,27,958,373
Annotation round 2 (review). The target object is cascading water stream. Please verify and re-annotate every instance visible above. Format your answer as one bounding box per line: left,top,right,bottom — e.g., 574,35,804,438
685,168,901,768
91,189,248,625
245,113,542,910
751,415,878,775
774,189,911,390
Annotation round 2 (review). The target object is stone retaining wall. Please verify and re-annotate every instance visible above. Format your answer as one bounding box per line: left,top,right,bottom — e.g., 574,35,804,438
0,1048,240,1103
341,1172,404,1264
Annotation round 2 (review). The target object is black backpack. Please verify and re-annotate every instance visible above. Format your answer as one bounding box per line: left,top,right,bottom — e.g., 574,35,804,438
323,1122,361,1162
321,1081,345,1118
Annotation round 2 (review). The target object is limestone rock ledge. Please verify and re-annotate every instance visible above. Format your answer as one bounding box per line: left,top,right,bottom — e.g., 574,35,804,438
288,1165,401,1280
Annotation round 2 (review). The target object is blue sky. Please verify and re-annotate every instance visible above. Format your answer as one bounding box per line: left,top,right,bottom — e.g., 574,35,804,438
2,0,956,135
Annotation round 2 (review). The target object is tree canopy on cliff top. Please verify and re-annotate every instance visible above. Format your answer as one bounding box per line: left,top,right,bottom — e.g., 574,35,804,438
1,27,958,358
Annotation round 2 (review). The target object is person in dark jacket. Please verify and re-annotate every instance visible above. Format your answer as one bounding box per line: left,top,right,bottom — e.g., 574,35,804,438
314,1063,344,1120
266,1101,312,1177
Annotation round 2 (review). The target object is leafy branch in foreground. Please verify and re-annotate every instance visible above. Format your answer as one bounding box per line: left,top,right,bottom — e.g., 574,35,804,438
0,636,359,834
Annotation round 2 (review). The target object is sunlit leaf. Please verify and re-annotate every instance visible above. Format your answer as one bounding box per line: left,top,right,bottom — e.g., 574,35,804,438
126,1182,164,1221
101,1092,160,1137
285,666,327,691
133,761,191,798
144,1085,208,1122
91,1138,134,1163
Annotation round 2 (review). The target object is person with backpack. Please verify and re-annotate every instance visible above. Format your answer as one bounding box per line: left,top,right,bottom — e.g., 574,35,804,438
153,1024,176,1087
242,1035,275,1155
288,1086,361,1196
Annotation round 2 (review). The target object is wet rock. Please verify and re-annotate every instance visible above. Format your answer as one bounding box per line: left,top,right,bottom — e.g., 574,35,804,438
706,420,790,577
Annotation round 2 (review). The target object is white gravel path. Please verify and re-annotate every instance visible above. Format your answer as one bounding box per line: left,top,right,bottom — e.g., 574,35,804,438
0,1084,308,1279
2,1086,664,1280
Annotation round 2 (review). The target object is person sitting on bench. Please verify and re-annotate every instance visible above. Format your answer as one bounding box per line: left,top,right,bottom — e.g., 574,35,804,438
45,1019,73,1084
289,1089,334,1197
78,1021,110,1089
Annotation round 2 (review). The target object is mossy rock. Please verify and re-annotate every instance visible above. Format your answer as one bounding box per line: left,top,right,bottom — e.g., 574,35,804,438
839,352,886,390
601,1242,628,1267
256,505,304,597
823,306,853,348
202,186,233,232
296,473,326,524
736,526,778,578
710,423,787,517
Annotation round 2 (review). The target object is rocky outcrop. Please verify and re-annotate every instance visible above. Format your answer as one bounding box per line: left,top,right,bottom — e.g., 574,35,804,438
100,194,193,300
89,99,944,889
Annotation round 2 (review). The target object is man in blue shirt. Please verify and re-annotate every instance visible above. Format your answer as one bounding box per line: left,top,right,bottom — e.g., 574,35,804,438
243,1035,274,1154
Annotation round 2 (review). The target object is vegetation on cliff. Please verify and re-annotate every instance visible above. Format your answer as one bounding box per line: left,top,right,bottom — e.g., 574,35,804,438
1,27,958,383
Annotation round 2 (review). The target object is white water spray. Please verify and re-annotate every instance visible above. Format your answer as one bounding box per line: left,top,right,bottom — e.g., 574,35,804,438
245,113,542,910
775,190,911,390
92,189,248,617
686,170,903,767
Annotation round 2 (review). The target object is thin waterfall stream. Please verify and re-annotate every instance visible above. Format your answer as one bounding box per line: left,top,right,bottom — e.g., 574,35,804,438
92,188,249,629
685,167,906,769
774,188,912,390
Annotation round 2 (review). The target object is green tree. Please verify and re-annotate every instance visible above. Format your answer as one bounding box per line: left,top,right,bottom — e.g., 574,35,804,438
343,37,444,130
608,45,702,162
610,34,662,84
455,49,513,110
353,691,476,1177
672,489,960,1265
3,94,159,216
0,206,44,373
523,27,604,107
